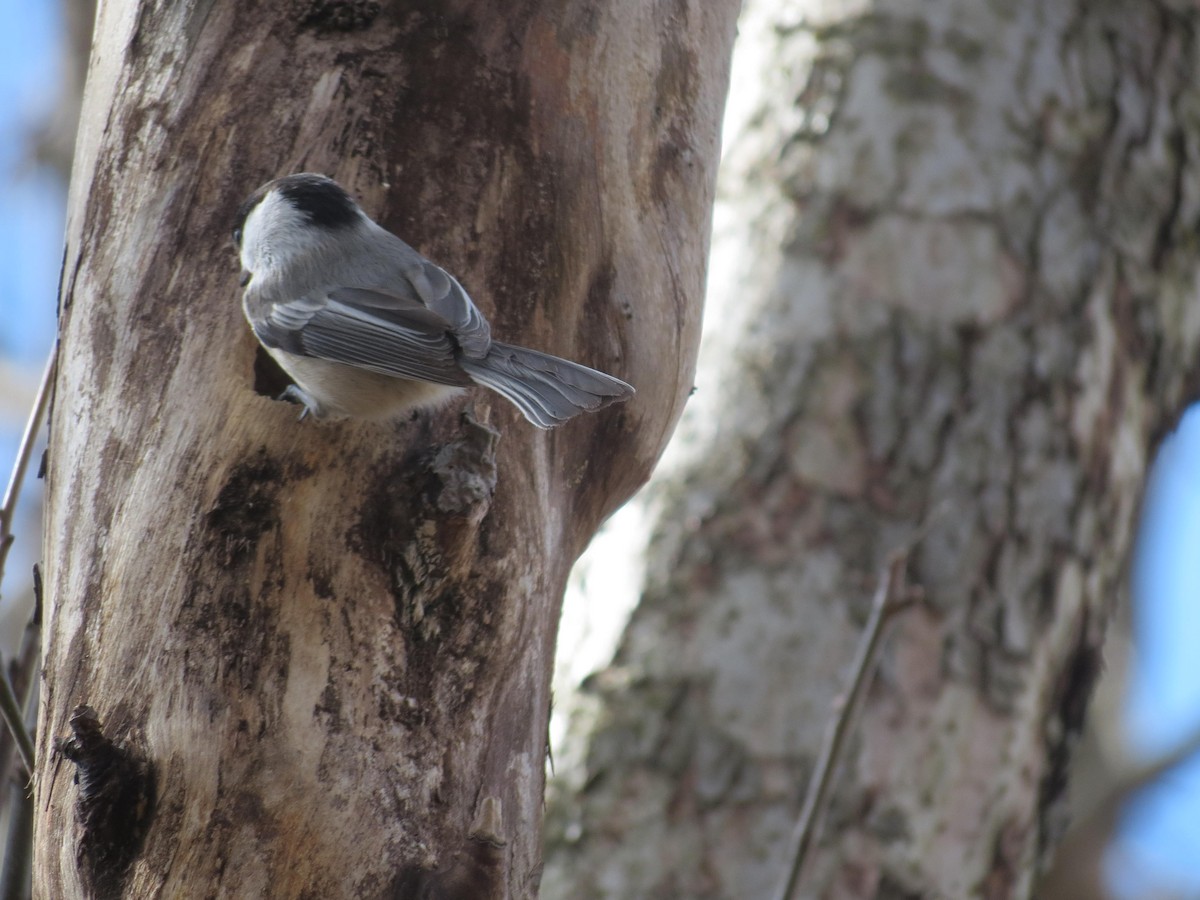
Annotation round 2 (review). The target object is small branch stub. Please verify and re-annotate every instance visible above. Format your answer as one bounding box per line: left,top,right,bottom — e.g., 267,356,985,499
56,705,155,899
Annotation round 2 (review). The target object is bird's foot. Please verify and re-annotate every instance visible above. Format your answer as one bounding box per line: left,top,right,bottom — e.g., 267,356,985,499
278,384,323,421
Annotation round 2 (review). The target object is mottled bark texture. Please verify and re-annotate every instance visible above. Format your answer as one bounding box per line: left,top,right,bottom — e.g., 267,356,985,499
37,1,739,897
544,1,1200,898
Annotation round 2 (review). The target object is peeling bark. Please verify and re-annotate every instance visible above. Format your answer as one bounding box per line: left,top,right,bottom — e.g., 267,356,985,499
36,1,740,897
545,1,1200,897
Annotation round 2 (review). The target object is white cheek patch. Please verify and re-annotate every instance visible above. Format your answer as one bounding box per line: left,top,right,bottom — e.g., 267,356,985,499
240,191,311,273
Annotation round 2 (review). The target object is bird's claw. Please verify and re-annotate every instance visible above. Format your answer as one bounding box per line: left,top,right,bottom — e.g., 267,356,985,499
278,385,322,421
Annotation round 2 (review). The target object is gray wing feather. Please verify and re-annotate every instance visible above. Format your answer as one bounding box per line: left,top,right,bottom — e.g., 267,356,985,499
339,231,492,356
384,246,490,357
406,261,491,358
255,293,471,386
327,287,450,329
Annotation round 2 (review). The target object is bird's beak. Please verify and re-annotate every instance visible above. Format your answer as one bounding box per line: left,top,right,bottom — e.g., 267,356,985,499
239,270,252,287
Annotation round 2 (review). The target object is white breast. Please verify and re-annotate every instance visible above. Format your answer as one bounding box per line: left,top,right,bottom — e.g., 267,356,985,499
268,349,464,420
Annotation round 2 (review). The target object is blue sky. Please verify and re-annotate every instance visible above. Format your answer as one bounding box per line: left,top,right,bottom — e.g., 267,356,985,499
0,0,61,634
0,0,62,370
1106,407,1200,895
0,3,1197,894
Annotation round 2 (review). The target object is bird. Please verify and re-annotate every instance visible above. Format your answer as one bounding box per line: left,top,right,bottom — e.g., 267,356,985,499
232,173,634,428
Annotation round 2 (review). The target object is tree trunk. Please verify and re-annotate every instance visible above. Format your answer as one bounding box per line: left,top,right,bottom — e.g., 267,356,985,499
544,1,1200,897
36,2,740,897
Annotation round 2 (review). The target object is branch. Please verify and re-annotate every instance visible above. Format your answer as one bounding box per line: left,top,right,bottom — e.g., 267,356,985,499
0,344,57,561
774,550,916,900
0,678,31,784
0,781,31,900
0,575,43,900
0,344,58,779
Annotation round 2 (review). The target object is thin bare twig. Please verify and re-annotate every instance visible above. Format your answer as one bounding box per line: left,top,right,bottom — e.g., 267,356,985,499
0,344,58,778
774,551,915,900
0,667,34,900
0,344,57,558
0,779,32,900
9,576,41,712
0,575,41,900
0,675,31,782
0,619,38,900
0,574,42,839
0,583,42,784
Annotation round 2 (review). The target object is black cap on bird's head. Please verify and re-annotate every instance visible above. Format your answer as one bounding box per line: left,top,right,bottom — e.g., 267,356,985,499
233,173,361,248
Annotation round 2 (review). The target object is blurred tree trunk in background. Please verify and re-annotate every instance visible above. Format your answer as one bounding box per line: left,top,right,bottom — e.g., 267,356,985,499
544,1,1200,897
29,0,95,178
36,1,739,897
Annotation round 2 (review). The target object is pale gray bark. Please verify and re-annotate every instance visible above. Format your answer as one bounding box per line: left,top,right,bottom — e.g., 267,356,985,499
36,1,740,897
545,1,1200,897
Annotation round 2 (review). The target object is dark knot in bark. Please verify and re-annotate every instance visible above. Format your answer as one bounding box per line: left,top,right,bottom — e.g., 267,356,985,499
56,705,155,900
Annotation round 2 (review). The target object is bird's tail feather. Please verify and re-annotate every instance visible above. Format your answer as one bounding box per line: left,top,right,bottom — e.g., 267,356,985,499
459,342,634,428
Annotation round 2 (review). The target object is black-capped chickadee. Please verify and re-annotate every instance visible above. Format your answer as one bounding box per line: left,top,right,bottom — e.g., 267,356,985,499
232,173,634,428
